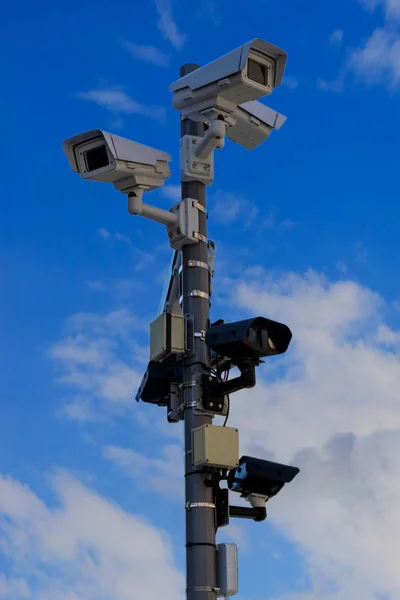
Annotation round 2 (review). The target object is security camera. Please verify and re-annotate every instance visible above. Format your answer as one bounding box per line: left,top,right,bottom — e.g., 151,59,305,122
205,317,292,363
169,38,287,122
227,100,286,150
62,130,171,194
227,456,299,499
135,361,181,406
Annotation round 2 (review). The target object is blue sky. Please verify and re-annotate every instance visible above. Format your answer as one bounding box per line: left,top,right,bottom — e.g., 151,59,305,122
2,0,400,598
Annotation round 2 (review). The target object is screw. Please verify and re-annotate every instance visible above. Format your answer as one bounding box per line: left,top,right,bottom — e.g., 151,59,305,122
210,402,214,407
193,162,198,169
204,165,210,172
192,139,198,144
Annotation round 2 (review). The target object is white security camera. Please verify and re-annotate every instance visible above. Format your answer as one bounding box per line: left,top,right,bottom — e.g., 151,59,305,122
169,38,287,122
227,100,287,150
62,130,171,194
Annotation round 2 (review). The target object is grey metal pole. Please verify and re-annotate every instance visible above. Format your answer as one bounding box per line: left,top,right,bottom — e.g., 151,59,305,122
180,63,218,600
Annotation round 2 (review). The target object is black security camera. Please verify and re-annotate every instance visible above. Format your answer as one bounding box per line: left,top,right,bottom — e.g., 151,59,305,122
135,361,181,406
228,455,299,499
205,317,292,363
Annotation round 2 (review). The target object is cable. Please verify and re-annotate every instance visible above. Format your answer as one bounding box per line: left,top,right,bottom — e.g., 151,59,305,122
223,394,230,426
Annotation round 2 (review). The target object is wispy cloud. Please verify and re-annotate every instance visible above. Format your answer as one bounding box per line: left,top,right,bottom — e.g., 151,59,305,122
123,41,170,67
196,0,221,24
75,89,165,120
317,76,345,93
154,0,186,50
97,228,132,245
359,0,400,21
161,184,181,202
349,27,400,89
0,470,184,600
329,28,344,46
103,444,184,498
98,227,111,239
281,75,299,89
350,1,400,90
214,268,400,598
49,309,148,421
211,191,259,228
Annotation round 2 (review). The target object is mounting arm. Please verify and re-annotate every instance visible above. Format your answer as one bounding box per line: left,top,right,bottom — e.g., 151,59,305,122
128,191,178,227
229,505,267,522
205,362,256,398
193,118,227,158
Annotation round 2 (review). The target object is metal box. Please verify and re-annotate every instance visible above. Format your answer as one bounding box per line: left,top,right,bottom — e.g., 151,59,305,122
216,543,238,597
192,424,239,469
150,312,185,361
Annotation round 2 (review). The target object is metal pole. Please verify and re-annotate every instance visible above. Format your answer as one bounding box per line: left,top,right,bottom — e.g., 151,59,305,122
180,63,217,600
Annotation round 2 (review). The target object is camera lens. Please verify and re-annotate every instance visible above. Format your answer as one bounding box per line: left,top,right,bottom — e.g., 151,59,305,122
247,59,268,86
84,145,109,172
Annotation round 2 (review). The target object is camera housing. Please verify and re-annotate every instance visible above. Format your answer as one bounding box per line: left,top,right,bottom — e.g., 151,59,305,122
169,38,287,122
135,361,181,406
227,100,287,150
205,317,292,363
63,130,171,193
228,455,300,499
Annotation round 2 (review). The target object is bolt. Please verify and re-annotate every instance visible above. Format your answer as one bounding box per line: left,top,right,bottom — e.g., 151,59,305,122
210,402,214,407
204,165,210,171
193,162,198,169
192,139,198,144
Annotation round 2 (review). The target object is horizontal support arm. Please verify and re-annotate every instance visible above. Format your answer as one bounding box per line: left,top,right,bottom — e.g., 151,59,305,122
229,505,267,522
207,362,256,397
128,192,178,227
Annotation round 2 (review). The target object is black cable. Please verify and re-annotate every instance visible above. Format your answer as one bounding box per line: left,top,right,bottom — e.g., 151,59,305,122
223,394,230,426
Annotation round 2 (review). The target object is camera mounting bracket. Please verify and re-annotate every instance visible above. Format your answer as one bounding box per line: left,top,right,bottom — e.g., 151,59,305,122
180,116,234,185
128,194,207,250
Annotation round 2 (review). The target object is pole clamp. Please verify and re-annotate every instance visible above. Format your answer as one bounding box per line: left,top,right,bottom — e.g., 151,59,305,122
186,588,221,594
179,381,196,390
194,330,206,341
188,260,210,271
192,200,207,215
180,290,211,305
194,232,207,244
185,502,216,511
167,198,207,250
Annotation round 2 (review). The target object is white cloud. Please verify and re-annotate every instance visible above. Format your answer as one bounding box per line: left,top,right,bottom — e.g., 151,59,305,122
216,268,400,598
317,77,344,93
123,41,169,67
376,323,400,346
281,75,299,89
103,444,184,498
211,191,259,228
349,27,400,89
97,228,131,245
154,0,186,50
45,253,400,598
359,0,400,20
329,29,344,45
50,309,148,421
0,470,184,600
97,228,111,239
75,89,165,120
